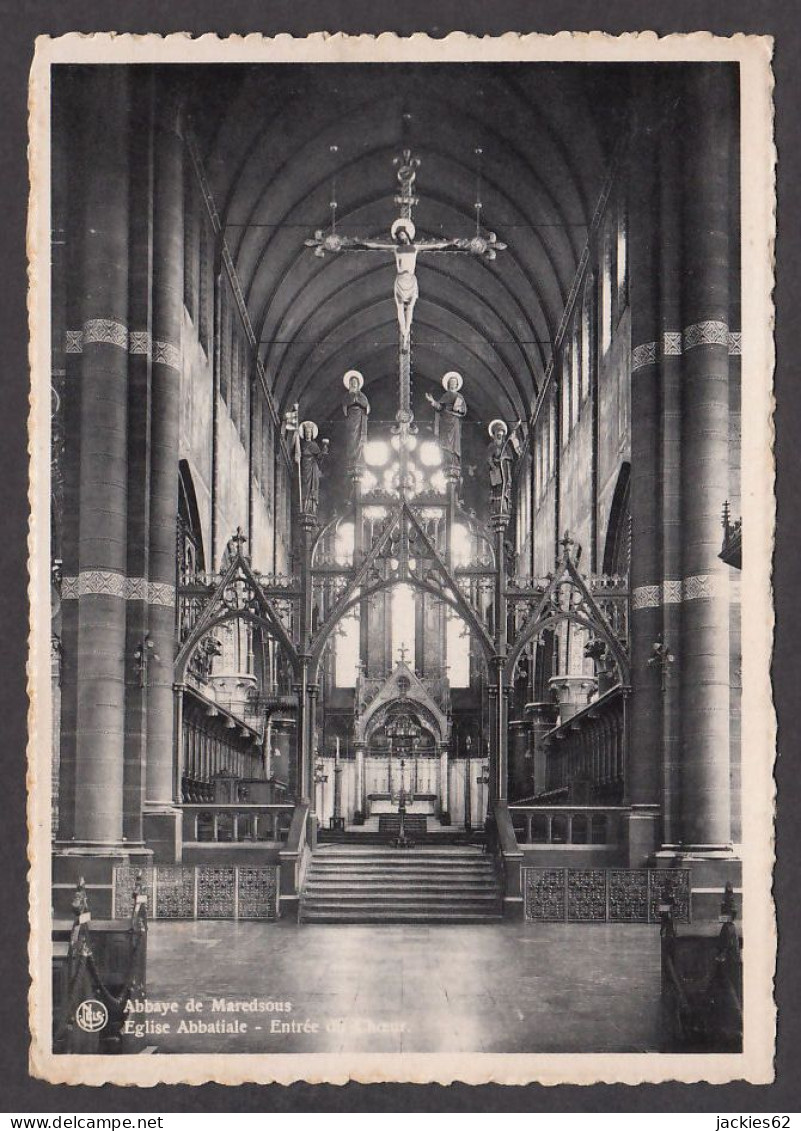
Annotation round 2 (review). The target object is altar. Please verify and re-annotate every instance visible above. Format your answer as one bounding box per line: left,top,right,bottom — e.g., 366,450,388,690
366,793,437,816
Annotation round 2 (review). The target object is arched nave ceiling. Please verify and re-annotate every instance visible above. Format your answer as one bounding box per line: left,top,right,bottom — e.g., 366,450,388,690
185,63,633,424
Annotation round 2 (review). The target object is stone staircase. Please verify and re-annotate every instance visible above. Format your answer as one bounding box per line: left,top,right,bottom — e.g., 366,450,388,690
299,845,503,923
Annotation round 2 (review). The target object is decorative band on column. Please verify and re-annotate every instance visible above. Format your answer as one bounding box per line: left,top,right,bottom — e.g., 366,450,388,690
61,570,176,607
631,574,722,609
147,581,176,605
64,320,130,353
83,318,129,348
128,331,152,356
123,577,146,600
61,570,126,599
64,326,182,370
674,324,740,355
631,341,658,372
131,330,182,370
632,326,740,373
682,320,729,351
681,574,720,601
152,339,182,370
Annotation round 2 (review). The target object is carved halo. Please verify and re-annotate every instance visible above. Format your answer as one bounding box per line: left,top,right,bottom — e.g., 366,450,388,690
441,371,463,392
488,418,508,438
300,420,319,439
391,217,416,242
343,369,364,391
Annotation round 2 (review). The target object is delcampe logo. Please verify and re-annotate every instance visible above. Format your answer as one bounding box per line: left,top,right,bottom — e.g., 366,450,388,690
74,999,108,1033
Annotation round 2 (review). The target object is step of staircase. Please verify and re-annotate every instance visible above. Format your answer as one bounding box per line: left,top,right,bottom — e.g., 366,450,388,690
300,846,503,923
312,848,490,859
300,910,501,923
308,864,494,872
305,874,495,886
303,877,498,888
302,896,500,909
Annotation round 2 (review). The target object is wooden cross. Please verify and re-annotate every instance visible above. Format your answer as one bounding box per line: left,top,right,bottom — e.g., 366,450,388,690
559,530,575,557
306,149,505,445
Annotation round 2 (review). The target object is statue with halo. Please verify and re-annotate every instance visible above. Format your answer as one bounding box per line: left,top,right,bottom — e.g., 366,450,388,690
341,369,370,468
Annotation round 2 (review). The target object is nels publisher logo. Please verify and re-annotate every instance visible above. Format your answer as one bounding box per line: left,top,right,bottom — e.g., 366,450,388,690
75,999,108,1033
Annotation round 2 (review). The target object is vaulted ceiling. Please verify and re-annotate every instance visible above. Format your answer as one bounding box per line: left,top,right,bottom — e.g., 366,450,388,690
184,63,634,430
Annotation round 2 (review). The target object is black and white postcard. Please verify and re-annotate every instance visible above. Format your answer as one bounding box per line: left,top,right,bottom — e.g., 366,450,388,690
26,31,776,1086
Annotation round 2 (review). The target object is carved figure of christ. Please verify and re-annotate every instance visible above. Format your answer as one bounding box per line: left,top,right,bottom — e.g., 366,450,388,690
306,223,504,346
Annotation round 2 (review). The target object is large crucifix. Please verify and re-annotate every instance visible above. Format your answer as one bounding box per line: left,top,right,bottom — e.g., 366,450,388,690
305,149,506,446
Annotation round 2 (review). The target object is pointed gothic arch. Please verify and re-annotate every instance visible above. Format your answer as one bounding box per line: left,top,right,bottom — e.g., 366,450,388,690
307,498,496,677
354,661,449,745
178,461,207,582
504,550,630,685
174,549,301,683
602,461,631,577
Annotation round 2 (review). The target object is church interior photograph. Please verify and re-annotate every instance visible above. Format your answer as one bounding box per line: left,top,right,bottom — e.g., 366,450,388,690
48,59,744,1056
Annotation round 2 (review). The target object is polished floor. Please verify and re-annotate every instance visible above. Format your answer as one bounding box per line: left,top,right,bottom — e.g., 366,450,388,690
140,919,664,1054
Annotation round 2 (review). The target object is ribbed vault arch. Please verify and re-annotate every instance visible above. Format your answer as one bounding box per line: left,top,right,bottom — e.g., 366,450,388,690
184,62,630,432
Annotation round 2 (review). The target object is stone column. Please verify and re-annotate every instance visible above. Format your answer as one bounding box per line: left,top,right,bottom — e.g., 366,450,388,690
463,751,472,830
625,80,663,862
678,68,734,851
438,741,450,816
354,740,366,814
490,504,509,803
487,679,500,799
658,92,684,848
292,680,307,800
332,737,343,822
298,509,318,815
525,701,559,797
70,68,131,846
143,81,184,862
307,684,320,843
507,720,532,799
499,684,512,803
55,72,85,844
122,70,154,845
270,715,294,796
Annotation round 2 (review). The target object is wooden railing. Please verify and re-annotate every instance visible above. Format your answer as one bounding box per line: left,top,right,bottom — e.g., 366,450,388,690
508,804,630,847
181,803,295,843
541,685,626,801
181,776,214,803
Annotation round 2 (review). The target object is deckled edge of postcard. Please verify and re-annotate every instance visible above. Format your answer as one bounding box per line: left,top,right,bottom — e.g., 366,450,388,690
26,29,777,1088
